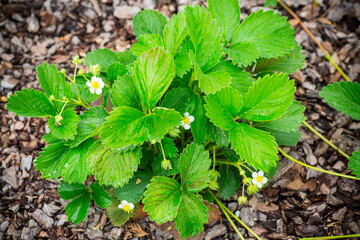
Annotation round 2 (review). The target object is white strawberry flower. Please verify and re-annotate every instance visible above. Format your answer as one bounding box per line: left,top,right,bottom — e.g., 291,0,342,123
181,112,194,130
86,76,104,95
252,171,267,188
118,200,134,213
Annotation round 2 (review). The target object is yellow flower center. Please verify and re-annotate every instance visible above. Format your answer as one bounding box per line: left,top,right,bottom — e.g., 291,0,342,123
256,175,263,183
92,81,99,89
183,117,190,125
123,205,130,212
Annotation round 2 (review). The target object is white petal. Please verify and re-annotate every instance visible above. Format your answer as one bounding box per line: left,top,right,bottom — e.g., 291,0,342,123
86,81,92,87
188,116,194,122
262,177,267,184
91,76,98,82
252,179,257,185
257,182,262,188
98,79,104,88
258,171,264,177
89,87,95,94
121,200,128,205
129,203,134,209
252,172,258,178
184,124,191,130
181,121,185,126
184,112,189,117
96,88,102,95
118,204,124,209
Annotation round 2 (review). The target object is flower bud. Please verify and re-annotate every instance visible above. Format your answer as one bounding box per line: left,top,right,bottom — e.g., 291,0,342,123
151,139,157,144
247,184,259,195
210,169,220,181
78,69,84,75
243,177,251,185
72,55,83,65
168,127,180,138
60,68,66,74
62,96,67,101
55,115,63,126
208,180,219,191
238,196,247,205
161,159,172,170
49,95,55,101
90,64,101,76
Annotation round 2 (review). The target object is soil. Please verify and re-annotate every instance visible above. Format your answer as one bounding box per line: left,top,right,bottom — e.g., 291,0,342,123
0,0,360,239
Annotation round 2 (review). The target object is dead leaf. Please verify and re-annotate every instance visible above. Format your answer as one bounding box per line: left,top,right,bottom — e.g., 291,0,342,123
130,204,148,221
126,222,148,238
204,202,220,226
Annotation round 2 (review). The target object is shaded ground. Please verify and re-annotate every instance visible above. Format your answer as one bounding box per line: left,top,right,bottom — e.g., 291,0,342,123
0,0,360,239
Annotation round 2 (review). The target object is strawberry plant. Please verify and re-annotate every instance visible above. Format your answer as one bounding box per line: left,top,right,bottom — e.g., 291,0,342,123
6,0,307,238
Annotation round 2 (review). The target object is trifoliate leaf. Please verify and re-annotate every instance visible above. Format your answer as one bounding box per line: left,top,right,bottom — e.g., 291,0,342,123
85,48,121,71
161,87,191,114
319,81,360,120
100,106,181,149
48,108,80,141
107,192,139,226
208,0,240,42
69,106,108,148
218,165,240,200
160,138,179,158
239,73,295,121
349,149,360,179
143,176,183,224
107,62,128,85
226,41,261,67
256,101,306,132
114,171,152,203
163,11,188,55
204,87,243,131
36,62,72,112
58,181,89,200
6,89,56,117
131,47,175,110
174,191,208,238
189,93,209,144
266,128,302,146
90,183,112,209
229,123,278,172
87,141,142,188
131,34,164,56
133,9,167,37
179,143,210,192
61,139,95,183
111,75,142,111
255,45,306,75
34,141,68,180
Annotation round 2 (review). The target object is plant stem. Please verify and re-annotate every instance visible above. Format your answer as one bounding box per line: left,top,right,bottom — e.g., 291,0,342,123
213,148,216,171
276,0,351,82
216,161,253,173
98,96,103,106
277,147,360,181
301,234,360,240
302,121,350,159
159,141,166,162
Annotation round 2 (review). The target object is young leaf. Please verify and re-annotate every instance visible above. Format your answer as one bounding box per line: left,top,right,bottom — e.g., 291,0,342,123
240,73,295,121
131,47,175,110
143,176,183,224
349,149,360,179
160,138,179,158
208,0,240,42
133,9,167,37
161,87,191,114
179,143,211,192
48,108,80,141
61,139,96,183
229,123,278,172
319,81,360,120
204,87,243,131
114,171,152,203
111,75,142,111
218,165,240,200
6,89,56,117
85,48,121,71
190,93,209,144
107,62,128,85
87,141,142,188
34,141,68,180
131,34,164,56
163,11,188,55
90,183,112,209
174,191,208,238
69,106,108,148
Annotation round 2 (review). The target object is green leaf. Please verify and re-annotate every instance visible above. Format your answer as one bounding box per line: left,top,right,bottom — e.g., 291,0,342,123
229,10,296,65
174,191,208,238
107,192,138,226
229,123,278,172
131,47,175,110
6,89,56,117
190,93,209,144
133,9,167,37
266,128,302,146
163,11,188,55
349,149,360,178
152,155,180,177
36,62,72,112
107,62,128,85
85,48,121,71
319,81,360,120
61,139,95,183
218,165,240,200
160,138,179,158
209,125,229,147
264,0,277,7
34,141,68,180
114,171,152,203
256,101,306,132
58,181,89,200
179,143,210,192
69,106,108,148
240,73,295,121
143,176,183,224
204,87,243,130
42,133,58,144
131,34,164,56
161,87,191,114
185,5,223,71
111,75,142,110
90,183,112,209
87,141,142,188
208,0,240,42
100,106,181,149
255,45,305,74
48,108,80,141
115,50,136,65
174,51,192,78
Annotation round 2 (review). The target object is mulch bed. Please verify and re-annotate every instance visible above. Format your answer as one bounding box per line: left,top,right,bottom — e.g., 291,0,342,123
1,0,360,239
